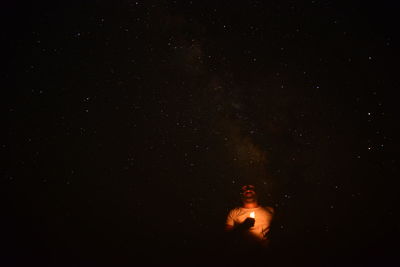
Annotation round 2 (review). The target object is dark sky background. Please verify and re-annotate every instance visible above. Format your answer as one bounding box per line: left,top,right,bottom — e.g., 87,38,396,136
4,1,399,266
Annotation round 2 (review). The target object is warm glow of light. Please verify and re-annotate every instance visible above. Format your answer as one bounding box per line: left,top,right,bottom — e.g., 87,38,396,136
250,211,255,218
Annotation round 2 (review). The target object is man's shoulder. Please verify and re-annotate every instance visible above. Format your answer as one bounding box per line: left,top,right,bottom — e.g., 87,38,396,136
261,206,275,214
229,206,242,212
228,206,242,214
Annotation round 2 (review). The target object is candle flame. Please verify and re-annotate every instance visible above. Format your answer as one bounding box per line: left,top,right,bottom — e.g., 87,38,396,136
250,211,255,218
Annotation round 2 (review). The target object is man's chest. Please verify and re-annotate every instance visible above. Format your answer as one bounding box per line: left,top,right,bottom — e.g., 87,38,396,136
233,210,270,225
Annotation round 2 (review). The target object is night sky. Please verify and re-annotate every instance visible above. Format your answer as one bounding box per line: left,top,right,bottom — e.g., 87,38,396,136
4,1,399,266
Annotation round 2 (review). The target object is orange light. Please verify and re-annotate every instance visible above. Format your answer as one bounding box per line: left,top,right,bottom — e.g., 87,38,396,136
250,211,255,218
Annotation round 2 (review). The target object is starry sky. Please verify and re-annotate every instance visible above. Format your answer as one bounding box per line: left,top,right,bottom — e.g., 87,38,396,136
4,1,399,266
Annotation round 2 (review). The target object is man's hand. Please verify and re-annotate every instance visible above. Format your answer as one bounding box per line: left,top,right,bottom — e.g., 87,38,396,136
226,218,255,235
240,217,255,229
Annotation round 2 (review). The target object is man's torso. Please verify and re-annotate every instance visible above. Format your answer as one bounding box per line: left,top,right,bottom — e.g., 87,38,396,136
227,206,274,240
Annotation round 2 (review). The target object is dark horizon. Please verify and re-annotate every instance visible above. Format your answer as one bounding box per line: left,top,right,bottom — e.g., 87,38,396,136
4,1,399,266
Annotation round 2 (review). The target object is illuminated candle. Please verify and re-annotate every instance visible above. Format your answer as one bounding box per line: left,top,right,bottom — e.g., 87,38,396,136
250,211,255,218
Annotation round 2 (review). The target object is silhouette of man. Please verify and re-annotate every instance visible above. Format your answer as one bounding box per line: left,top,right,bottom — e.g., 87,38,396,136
225,184,274,247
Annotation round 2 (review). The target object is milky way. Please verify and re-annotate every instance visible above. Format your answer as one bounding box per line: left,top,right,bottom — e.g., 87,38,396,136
4,1,399,266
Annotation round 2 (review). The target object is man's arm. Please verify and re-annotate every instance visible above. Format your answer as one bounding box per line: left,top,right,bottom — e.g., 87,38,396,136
225,210,235,232
225,224,234,231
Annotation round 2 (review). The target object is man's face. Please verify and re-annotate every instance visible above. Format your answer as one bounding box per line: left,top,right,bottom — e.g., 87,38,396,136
241,185,257,203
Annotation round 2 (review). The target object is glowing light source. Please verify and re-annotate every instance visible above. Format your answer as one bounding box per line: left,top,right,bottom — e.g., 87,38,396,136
250,211,255,218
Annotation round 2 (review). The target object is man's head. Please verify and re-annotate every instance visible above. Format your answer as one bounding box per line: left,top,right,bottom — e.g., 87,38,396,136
240,184,257,204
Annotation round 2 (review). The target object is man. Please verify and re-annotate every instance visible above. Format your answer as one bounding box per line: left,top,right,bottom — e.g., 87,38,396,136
225,184,274,246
